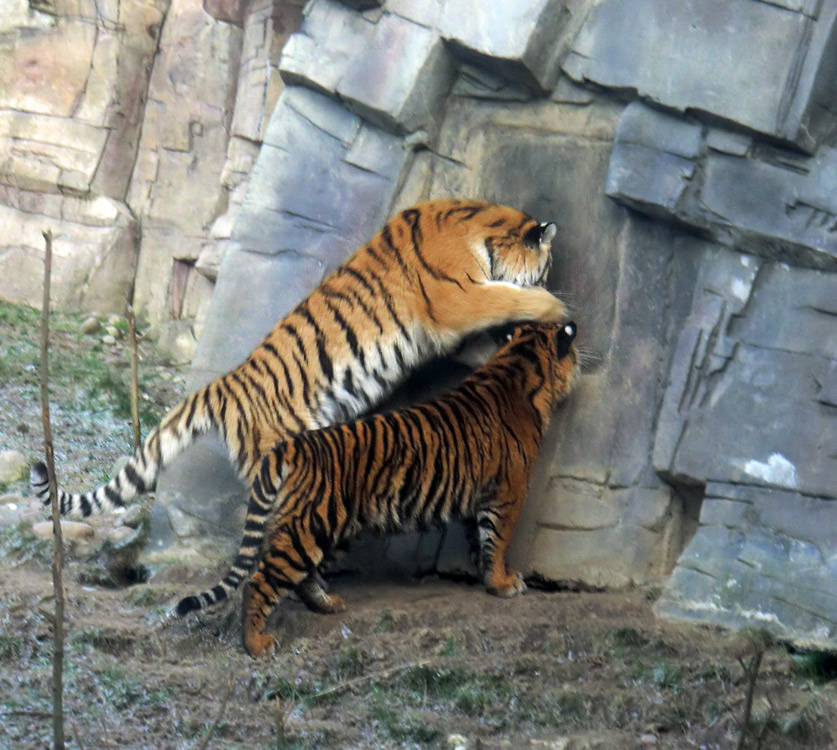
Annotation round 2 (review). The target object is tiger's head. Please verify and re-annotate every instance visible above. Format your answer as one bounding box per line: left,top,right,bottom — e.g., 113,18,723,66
420,199,557,287
483,216,557,288
505,320,580,403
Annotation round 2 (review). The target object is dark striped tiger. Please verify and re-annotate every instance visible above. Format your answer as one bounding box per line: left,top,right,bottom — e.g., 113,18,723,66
177,320,579,657
31,200,565,522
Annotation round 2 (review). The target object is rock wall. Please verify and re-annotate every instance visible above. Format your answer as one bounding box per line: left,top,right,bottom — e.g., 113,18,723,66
0,0,304,362
154,0,837,650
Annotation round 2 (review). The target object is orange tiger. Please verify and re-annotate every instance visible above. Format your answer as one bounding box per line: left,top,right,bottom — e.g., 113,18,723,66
31,200,565,529
176,321,579,657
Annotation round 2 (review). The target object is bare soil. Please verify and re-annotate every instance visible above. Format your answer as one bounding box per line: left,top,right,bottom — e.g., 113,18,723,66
1,302,835,750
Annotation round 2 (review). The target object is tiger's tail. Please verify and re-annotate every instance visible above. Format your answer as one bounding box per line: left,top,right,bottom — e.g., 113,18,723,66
175,445,285,617
30,382,219,519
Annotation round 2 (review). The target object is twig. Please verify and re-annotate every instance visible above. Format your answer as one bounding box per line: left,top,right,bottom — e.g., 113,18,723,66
274,696,296,744
736,647,766,750
40,228,66,750
309,658,433,702
127,305,140,451
68,715,87,750
1,710,54,719
194,677,234,750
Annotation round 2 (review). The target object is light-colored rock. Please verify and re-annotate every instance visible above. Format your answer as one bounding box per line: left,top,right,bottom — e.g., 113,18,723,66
81,317,101,335
32,520,96,541
120,504,148,529
102,334,117,346
0,450,28,484
0,191,138,316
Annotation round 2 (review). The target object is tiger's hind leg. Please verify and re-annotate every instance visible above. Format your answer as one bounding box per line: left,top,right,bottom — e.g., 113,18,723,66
242,522,330,657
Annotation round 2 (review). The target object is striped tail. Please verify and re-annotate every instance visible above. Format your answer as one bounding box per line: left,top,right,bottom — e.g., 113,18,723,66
30,384,217,519
176,445,284,617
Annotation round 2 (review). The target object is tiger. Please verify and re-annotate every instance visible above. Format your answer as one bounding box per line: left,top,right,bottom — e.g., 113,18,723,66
31,199,566,541
176,320,580,657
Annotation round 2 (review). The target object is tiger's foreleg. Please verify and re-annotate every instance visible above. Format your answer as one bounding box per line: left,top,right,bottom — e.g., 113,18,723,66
436,282,567,337
295,570,346,614
476,484,528,598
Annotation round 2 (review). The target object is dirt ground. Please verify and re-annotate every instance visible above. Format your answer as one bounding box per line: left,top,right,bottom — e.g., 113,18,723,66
1,302,836,750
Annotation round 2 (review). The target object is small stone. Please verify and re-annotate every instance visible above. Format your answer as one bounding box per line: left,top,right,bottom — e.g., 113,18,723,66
102,334,117,346
107,314,124,325
120,504,147,529
102,526,135,546
0,450,27,484
640,733,658,745
32,520,96,541
81,317,100,335
447,734,469,750
105,325,121,338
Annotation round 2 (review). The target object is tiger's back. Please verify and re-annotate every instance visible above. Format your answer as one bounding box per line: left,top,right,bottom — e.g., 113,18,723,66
179,321,579,657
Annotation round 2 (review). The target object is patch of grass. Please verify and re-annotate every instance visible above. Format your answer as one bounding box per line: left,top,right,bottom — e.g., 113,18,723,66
791,650,837,684
92,666,172,710
609,626,649,650
0,521,53,567
369,697,440,745
374,609,396,634
0,633,23,661
441,635,459,657
337,647,365,679
123,585,160,608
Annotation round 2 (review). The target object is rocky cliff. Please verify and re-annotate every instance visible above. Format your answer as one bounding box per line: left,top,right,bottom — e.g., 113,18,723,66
0,0,304,361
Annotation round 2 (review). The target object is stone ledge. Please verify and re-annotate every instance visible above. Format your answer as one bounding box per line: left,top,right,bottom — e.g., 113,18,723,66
606,102,837,272
566,0,837,152
655,483,837,650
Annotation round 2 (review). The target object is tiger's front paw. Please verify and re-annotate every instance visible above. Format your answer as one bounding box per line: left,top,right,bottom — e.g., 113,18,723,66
308,591,346,614
486,571,527,598
244,629,277,658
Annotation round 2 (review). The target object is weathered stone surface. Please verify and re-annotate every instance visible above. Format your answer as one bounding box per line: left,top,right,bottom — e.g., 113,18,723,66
32,520,96,541
0,190,137,313
127,0,243,328
279,0,375,95
337,12,455,134
154,85,411,544
438,0,566,92
655,483,837,650
565,0,837,152
652,240,837,645
653,248,837,499
606,102,837,271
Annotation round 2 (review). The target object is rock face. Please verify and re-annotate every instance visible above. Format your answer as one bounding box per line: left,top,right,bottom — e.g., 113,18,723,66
5,0,836,649
0,0,305,352
153,0,837,651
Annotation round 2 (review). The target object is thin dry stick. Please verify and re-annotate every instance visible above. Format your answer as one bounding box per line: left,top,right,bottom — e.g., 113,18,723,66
274,696,296,743
736,648,766,750
310,658,434,702
194,677,234,750
68,715,87,750
40,229,65,750
127,305,140,451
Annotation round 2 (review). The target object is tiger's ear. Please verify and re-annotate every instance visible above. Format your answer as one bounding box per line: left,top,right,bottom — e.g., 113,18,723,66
524,222,557,248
